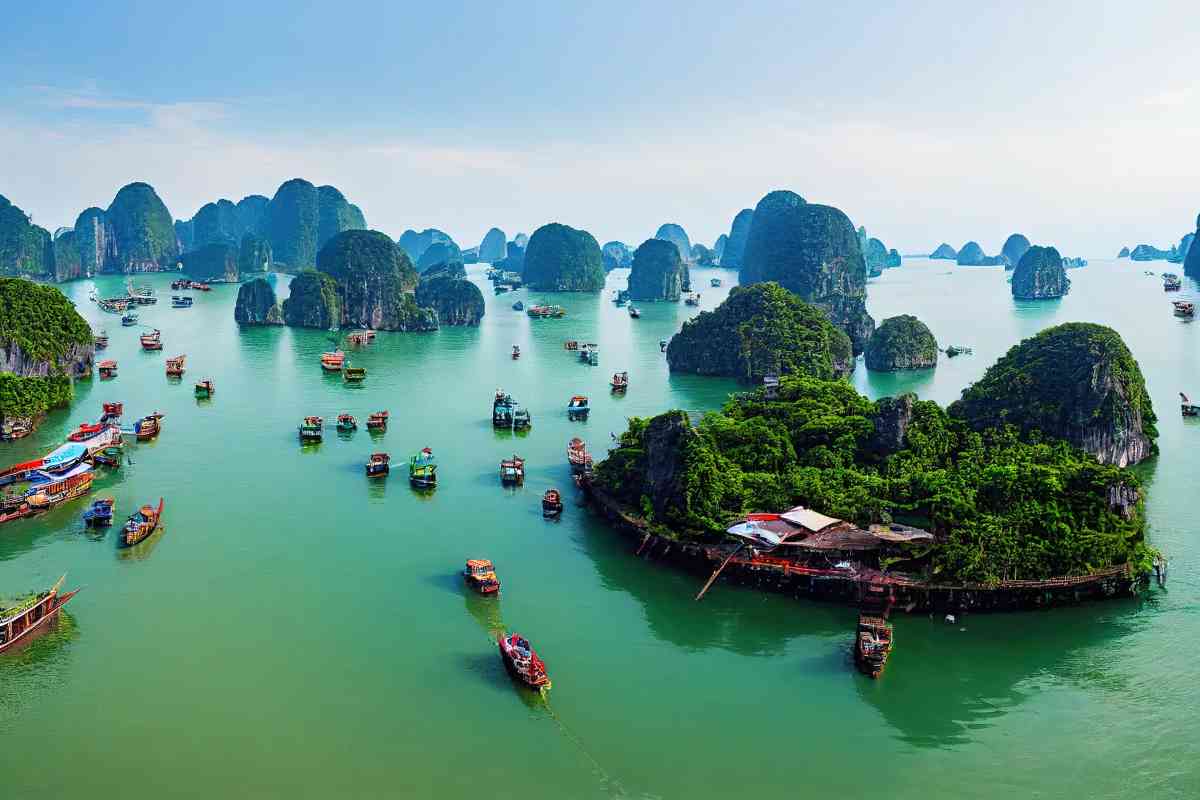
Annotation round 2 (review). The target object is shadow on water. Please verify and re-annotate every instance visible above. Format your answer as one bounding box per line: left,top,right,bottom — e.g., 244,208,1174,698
856,598,1149,748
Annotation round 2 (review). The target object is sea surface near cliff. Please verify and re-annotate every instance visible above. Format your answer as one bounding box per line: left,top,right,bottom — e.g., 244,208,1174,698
0,260,1195,799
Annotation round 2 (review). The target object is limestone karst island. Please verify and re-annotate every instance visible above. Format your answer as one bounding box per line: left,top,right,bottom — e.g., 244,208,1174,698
0,4,1195,799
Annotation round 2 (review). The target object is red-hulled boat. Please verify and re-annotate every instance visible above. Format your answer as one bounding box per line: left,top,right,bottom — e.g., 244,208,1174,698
497,631,550,689
121,498,164,547
0,575,79,654
140,329,162,351
67,422,106,442
366,410,389,431
463,559,500,594
567,438,593,473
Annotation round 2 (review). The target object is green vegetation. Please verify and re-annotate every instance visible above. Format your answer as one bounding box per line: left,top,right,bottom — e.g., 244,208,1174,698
1001,233,1031,270
665,283,853,382
234,278,283,325
522,223,605,291
1011,245,1070,299
720,208,754,268
865,315,938,371
315,229,434,331
53,230,83,282
595,374,1153,584
238,234,272,276
0,195,53,278
266,179,321,269
416,241,463,273
627,238,686,301
103,182,178,270
181,242,238,282
415,272,485,326
281,269,341,328
654,223,693,263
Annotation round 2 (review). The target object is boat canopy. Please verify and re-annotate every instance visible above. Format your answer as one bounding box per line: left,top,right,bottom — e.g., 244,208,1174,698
29,462,92,485
42,443,88,470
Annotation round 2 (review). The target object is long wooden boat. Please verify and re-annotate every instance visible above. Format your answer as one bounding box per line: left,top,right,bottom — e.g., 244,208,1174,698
409,448,436,488
497,632,550,689
854,614,893,678
542,489,563,518
500,455,525,485
132,412,164,441
1,465,95,525
121,498,164,547
0,575,79,654
320,350,345,371
165,355,186,377
140,329,163,350
366,410,389,431
464,560,500,594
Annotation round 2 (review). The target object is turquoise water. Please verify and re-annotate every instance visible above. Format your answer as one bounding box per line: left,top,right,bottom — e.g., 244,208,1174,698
0,260,1196,798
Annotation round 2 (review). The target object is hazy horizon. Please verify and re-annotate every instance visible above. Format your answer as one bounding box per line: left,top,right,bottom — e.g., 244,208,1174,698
4,1,1199,257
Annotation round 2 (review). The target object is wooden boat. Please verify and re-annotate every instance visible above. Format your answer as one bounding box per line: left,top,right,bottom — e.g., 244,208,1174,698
512,344,521,359
409,447,437,488
628,306,641,318
98,360,118,379
463,559,500,594
165,355,186,377
127,283,157,304
1173,300,1194,317
194,378,214,398
0,575,79,655
564,340,579,351
567,438,593,474
298,416,323,443
343,364,366,383
347,330,375,345
100,402,124,424
567,395,589,419
121,312,138,327
67,422,106,442
1181,393,1200,417
685,292,701,306
337,413,357,432
497,632,550,689
500,455,525,485
121,498,164,547
365,452,391,477
710,277,722,287
1164,273,1182,291
494,284,511,294
542,489,563,518
171,295,194,308
94,331,109,349
133,412,164,441
83,497,115,527
1,420,32,441
193,282,211,292
579,344,599,366
320,350,346,371
366,410,389,431
91,445,123,469
493,391,515,428
140,329,162,350
610,371,628,392
527,304,566,319
512,405,532,431
854,614,893,678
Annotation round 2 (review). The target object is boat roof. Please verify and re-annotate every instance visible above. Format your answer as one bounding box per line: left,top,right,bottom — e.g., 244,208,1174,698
466,559,493,568
30,462,92,484
43,442,87,466
779,506,844,533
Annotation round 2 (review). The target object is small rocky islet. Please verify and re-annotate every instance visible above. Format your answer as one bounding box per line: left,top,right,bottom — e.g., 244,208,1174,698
1011,245,1070,299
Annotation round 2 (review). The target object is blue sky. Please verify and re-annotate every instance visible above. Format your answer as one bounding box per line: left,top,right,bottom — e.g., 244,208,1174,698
3,1,1198,255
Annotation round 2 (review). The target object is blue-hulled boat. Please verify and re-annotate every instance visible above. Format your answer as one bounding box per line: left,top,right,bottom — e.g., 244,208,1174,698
83,497,115,527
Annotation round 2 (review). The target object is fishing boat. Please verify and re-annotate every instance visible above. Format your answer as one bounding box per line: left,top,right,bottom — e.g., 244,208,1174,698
347,330,375,345
409,447,437,488
1,420,32,441
337,413,357,432
512,344,521,360
343,364,366,383
0,575,80,654
1164,273,1182,291
564,340,579,351
463,559,500,594
171,295,193,308
366,410,389,432
165,355,186,377
610,371,628,393
1173,300,1195,317
121,312,138,327
500,455,525,485
127,283,157,304
628,306,641,318
298,416,323,443
82,497,115,527
578,343,599,365
1181,393,1200,417
854,614,893,678
193,282,211,292
567,438,593,474
493,391,515,428
527,304,566,319
320,350,346,371
494,284,511,294
132,412,164,441
140,329,162,350
567,395,589,419
365,452,391,477
91,445,123,469
512,300,524,311
67,422,106,443
512,405,532,431
685,292,701,306
542,489,563,518
94,331,109,349
170,279,189,290
194,378,214,398
3,464,96,525
98,360,118,379
100,402,123,424
497,632,550,689
121,498,164,547
710,277,722,287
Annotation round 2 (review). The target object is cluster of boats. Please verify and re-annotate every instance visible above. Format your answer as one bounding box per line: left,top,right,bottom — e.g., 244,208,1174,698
493,391,532,430
320,350,367,383
295,412,434,486
460,563,550,689
170,279,211,291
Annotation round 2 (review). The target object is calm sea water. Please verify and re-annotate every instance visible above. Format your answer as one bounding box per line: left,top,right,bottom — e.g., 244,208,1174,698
0,259,1195,799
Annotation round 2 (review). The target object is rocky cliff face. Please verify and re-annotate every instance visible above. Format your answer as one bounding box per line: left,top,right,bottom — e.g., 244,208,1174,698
691,243,715,267
955,241,1004,266
191,199,247,249
281,269,341,328
1184,214,1200,279
602,241,633,270
522,223,606,291
238,234,272,276
666,282,854,382
1001,233,1031,271
863,237,888,277
416,241,463,273
720,209,754,268
948,322,1157,466
0,195,53,278
234,278,283,325
713,234,728,263
655,223,693,263
398,228,455,264
52,229,84,281
99,182,179,272
264,179,366,271
627,239,686,301
886,249,902,268
316,229,435,331
929,243,957,259
739,190,874,354
1130,244,1169,261
865,315,938,371
415,271,485,326
74,207,108,276
1011,245,1070,299
181,242,239,282
478,228,507,263
865,393,917,455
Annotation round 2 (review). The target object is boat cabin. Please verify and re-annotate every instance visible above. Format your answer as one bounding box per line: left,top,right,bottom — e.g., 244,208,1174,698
409,448,436,487
500,455,525,485
464,559,500,594
365,452,390,477
567,396,590,418
165,355,186,377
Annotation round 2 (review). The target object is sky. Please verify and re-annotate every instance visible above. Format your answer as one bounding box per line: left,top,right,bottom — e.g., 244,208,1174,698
2,0,1198,256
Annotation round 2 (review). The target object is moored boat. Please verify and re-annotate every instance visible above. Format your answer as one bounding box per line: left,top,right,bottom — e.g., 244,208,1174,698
194,378,214,398
347,330,375,345
140,329,162,350
67,422,106,442
567,395,589,419
497,632,550,689
610,371,628,393
132,412,164,441
512,300,524,311
493,391,515,428
710,277,722,287
500,455,525,485
854,614,893,678
1173,300,1194,317
1,419,32,441
567,438,593,474
343,364,366,383
365,452,391,477
512,344,521,359
512,404,531,431
165,355,186,377
685,292,701,306
121,312,138,327
337,413,357,432
1181,392,1200,417
98,360,118,379
463,559,500,594
298,416,323,443
527,304,566,319
578,343,599,365
121,498,164,547
320,350,346,371
409,447,437,488
563,340,579,351
0,575,80,654
100,402,123,424
1164,273,1182,291
94,331,109,349
542,489,563,518
171,295,194,308
83,497,115,527
366,410,389,432
91,445,123,469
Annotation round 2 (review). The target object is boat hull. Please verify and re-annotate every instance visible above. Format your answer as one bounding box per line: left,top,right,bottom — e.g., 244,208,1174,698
0,589,78,655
